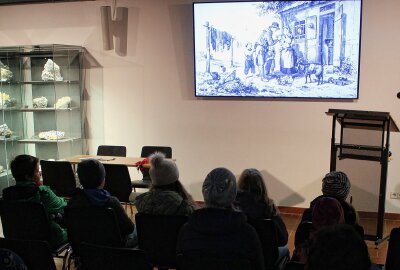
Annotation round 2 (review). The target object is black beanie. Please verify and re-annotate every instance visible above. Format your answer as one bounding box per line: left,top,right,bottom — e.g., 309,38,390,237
77,159,106,189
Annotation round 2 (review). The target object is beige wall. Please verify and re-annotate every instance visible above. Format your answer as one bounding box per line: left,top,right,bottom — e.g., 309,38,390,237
1,0,399,213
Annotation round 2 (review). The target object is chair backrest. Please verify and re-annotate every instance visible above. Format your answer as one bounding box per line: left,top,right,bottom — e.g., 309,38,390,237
386,227,400,270
79,242,153,270
103,164,132,203
40,160,77,197
294,221,313,247
177,252,253,270
135,212,188,268
140,146,172,180
284,261,305,270
97,145,127,157
0,200,51,242
64,206,124,256
0,238,57,270
247,218,282,270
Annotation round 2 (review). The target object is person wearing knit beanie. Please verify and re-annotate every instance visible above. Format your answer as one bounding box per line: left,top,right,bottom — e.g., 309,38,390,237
202,167,237,208
322,171,351,200
149,152,179,186
312,197,345,230
135,152,197,216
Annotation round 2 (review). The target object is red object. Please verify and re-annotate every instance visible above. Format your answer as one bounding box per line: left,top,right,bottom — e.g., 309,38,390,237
135,158,149,173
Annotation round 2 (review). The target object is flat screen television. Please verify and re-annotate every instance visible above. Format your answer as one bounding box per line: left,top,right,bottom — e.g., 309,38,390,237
193,0,363,99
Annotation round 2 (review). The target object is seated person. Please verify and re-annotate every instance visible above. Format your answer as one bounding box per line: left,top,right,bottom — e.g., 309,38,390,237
301,171,358,225
68,159,136,247
2,155,67,249
177,167,264,270
292,196,345,264
135,152,197,215
0,248,27,270
234,168,289,259
307,224,371,270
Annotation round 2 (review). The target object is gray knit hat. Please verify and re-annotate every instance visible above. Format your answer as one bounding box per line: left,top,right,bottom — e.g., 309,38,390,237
202,167,237,208
322,171,351,200
149,152,179,186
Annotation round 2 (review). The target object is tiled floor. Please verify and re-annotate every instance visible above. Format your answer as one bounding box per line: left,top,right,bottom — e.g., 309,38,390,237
1,207,395,269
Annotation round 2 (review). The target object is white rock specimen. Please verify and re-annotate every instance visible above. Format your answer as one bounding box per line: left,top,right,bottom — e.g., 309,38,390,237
54,96,71,109
0,60,13,82
38,130,65,140
0,165,4,174
33,96,48,108
41,59,63,81
0,123,12,138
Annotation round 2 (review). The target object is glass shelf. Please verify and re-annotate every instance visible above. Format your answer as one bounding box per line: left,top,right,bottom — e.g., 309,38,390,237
18,137,81,144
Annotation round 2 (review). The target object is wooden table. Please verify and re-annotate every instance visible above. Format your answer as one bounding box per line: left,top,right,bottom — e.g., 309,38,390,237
64,155,149,168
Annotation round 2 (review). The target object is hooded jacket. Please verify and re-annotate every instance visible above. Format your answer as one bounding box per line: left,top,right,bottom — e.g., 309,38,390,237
68,188,135,242
135,190,195,216
176,208,264,270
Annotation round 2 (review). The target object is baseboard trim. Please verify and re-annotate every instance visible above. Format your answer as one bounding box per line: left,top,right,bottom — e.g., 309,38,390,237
278,206,400,220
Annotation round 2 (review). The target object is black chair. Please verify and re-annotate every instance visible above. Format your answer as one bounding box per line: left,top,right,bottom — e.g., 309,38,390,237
135,212,188,269
131,146,172,191
248,218,289,270
103,164,134,215
0,238,57,270
40,160,77,197
294,221,313,247
64,206,124,256
0,200,70,268
284,261,305,270
79,242,152,270
97,145,127,157
177,252,253,270
385,227,400,270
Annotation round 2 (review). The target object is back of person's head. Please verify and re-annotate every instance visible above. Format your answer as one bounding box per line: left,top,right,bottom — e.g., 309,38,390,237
307,224,371,270
0,248,28,270
322,171,350,200
151,180,189,200
202,167,237,208
10,154,39,182
77,159,106,189
312,197,345,230
149,152,179,187
237,168,268,202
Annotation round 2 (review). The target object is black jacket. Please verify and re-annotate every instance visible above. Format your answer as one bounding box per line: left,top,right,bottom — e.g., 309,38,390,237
68,188,135,243
234,191,288,247
177,208,264,270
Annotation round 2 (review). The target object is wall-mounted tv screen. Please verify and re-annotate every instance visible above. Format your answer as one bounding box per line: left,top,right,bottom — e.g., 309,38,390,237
193,0,362,99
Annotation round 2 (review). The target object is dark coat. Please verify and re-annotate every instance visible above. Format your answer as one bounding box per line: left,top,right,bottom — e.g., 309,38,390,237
301,194,358,225
234,191,288,247
68,188,135,242
177,208,264,270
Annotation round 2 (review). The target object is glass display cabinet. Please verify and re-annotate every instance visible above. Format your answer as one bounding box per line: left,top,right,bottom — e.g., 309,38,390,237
0,44,84,191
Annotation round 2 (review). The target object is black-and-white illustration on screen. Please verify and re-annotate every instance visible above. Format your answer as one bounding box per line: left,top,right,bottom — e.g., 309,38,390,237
193,0,363,99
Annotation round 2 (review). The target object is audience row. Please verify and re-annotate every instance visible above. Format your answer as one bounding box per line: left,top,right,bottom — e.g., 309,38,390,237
2,153,374,270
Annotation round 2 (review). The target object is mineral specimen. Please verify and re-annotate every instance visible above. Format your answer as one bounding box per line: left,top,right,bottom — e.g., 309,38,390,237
33,96,48,108
0,123,12,138
0,60,13,82
54,96,71,109
0,165,4,174
38,130,65,140
0,92,16,108
41,59,63,81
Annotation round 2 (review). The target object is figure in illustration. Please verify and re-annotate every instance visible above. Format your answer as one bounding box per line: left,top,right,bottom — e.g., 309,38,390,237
257,22,280,79
280,27,294,75
244,42,255,76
